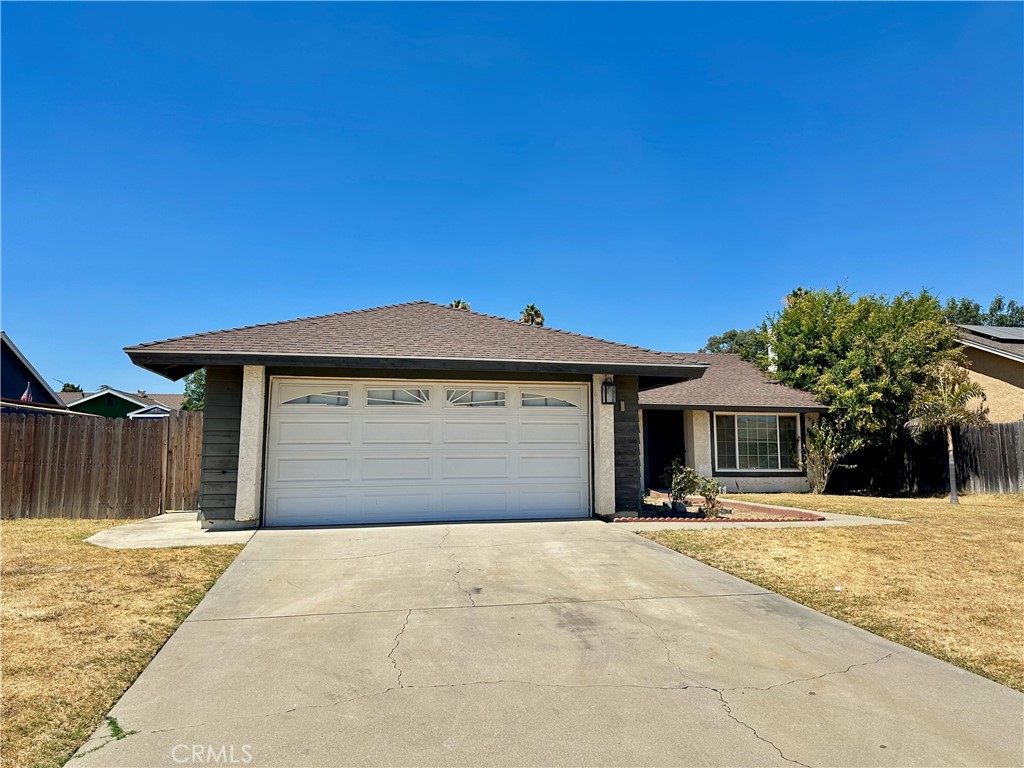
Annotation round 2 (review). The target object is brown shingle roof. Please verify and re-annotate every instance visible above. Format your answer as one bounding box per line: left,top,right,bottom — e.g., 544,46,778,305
126,301,706,378
59,390,184,410
640,354,826,411
146,393,184,410
958,326,1024,363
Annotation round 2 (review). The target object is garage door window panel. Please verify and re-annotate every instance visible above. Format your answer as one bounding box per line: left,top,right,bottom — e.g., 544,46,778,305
446,388,506,408
521,390,578,408
366,388,430,406
283,390,350,407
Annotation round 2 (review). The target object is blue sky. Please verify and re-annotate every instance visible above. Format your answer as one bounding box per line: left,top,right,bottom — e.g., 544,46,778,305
2,3,1021,393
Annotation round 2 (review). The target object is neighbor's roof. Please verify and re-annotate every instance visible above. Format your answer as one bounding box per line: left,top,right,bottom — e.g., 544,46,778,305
0,331,65,407
639,353,826,411
60,389,183,410
125,301,708,381
957,325,1024,363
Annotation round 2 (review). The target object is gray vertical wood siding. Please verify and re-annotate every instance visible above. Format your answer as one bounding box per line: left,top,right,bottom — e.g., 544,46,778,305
199,366,242,521
613,375,642,512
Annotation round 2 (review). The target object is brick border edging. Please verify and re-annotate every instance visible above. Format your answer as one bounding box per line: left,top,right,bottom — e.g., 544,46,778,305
612,515,826,523
624,494,828,524
718,496,830,518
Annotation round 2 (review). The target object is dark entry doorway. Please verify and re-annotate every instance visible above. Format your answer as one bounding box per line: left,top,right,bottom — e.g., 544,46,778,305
643,410,686,490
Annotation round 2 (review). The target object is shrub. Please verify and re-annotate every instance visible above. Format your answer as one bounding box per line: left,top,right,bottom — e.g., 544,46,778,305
661,459,700,505
696,476,726,519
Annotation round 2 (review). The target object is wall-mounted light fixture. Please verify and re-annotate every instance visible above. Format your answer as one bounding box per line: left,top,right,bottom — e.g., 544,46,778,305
601,377,617,405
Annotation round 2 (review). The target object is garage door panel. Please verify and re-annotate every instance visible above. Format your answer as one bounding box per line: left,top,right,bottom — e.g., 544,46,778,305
266,378,590,526
518,420,584,444
267,493,353,526
273,455,352,483
273,419,353,446
442,455,510,480
443,490,509,515
520,489,586,515
519,455,585,480
362,420,433,445
362,492,434,517
361,455,433,482
441,420,510,444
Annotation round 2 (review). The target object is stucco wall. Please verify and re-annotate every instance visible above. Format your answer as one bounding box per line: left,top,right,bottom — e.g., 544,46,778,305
717,474,810,493
964,348,1024,423
686,410,713,475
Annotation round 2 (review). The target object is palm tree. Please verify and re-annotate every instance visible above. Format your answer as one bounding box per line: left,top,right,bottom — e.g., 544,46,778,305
907,362,989,504
519,304,544,327
448,299,471,311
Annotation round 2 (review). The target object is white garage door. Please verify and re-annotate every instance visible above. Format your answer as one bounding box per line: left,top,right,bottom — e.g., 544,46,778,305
264,378,592,526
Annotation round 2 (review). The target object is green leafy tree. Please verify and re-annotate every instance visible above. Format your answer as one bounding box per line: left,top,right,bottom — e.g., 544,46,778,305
943,295,1024,326
907,363,990,504
60,382,83,392
181,368,206,411
982,296,1024,326
449,299,471,310
519,304,545,326
942,297,983,325
761,287,961,447
699,328,766,360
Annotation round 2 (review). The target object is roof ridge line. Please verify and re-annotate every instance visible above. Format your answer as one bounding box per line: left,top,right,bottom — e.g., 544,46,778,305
429,302,701,364
126,301,430,350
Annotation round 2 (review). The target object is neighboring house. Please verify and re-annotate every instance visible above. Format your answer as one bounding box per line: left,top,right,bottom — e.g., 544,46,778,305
640,354,827,493
957,325,1024,423
125,301,708,528
0,331,69,414
60,388,185,420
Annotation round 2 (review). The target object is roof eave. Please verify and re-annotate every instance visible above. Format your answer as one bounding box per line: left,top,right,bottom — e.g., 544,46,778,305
639,402,828,413
125,349,709,382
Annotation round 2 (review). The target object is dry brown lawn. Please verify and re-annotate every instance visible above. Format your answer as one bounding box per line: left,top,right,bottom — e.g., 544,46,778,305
1,519,242,768
643,493,1024,692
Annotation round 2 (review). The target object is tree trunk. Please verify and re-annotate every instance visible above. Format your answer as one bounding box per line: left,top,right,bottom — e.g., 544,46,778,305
946,425,959,505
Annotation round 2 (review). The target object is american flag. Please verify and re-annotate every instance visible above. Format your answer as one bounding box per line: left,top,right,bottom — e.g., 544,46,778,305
20,383,32,402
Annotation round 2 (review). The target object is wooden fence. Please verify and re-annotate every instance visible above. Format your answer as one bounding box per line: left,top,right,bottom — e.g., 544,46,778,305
1,410,204,519
955,421,1024,494
833,420,1023,495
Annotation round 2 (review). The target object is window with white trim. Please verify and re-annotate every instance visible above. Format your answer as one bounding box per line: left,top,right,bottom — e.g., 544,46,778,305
521,391,578,408
715,414,800,471
446,388,506,407
283,390,349,406
366,388,430,406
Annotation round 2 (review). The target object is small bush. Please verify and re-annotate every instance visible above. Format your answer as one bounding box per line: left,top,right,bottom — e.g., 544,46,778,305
696,476,726,518
661,459,700,504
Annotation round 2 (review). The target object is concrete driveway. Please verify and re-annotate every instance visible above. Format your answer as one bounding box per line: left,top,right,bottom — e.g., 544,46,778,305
77,521,1022,767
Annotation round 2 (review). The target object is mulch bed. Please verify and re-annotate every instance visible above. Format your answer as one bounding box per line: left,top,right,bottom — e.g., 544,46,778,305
614,493,826,523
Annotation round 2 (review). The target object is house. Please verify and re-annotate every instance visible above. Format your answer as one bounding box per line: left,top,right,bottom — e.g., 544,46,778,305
957,325,1024,423
639,354,827,493
0,331,69,414
125,301,708,528
60,388,184,419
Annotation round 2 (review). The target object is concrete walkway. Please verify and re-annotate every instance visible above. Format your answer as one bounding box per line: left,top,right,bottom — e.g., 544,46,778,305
75,520,1021,767
86,512,255,549
86,506,899,550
